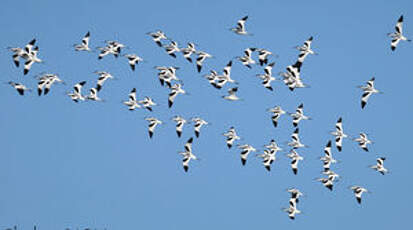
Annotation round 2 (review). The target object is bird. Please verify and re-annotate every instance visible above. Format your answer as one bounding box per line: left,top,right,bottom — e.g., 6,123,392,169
145,117,162,139
237,144,256,166
123,88,140,111
230,16,251,35
320,140,337,172
289,103,310,127
8,81,31,95
330,117,347,152
203,70,219,87
156,66,181,88
287,149,304,175
36,73,64,95
180,42,196,63
388,15,411,51
222,87,240,101
353,133,372,152
195,51,212,73
172,116,187,137
264,139,282,154
123,54,143,71
350,186,369,204
147,30,168,47
164,41,180,58
94,71,114,91
257,49,273,66
179,137,198,172
24,46,42,75
8,39,36,68
138,96,156,112
267,106,286,128
370,157,388,175
86,88,103,101
283,200,301,220
359,77,381,109
288,128,306,149
74,31,91,51
213,61,237,89
287,188,304,204
316,177,334,191
223,127,240,149
256,149,276,171
256,62,276,91
236,48,256,69
67,81,86,102
97,40,124,59
168,83,186,108
296,36,317,63
191,117,208,138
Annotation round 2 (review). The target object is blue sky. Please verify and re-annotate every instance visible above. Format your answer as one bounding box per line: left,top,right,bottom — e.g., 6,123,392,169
0,0,411,229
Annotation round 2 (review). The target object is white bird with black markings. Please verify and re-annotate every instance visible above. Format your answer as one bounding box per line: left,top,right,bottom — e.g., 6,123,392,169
179,137,198,172
350,186,369,204
138,96,156,112
203,70,218,87
7,81,31,95
94,71,114,91
257,49,273,66
287,149,304,175
288,128,306,149
164,41,180,58
123,54,143,71
213,61,237,89
180,42,196,63
67,81,86,102
74,31,91,51
86,88,103,102
256,62,276,91
236,48,256,69
289,103,310,127
8,38,36,68
230,16,251,35
172,116,187,138
168,83,186,108
237,144,256,166
388,15,411,51
283,201,301,220
296,36,317,63
37,74,64,96
257,149,276,172
320,140,337,172
147,30,168,47
359,77,381,109
24,46,42,75
265,139,282,154
267,106,286,128
223,127,240,149
191,117,208,138
123,88,140,111
353,133,372,152
370,157,388,175
287,188,304,204
145,117,162,139
196,51,212,73
330,117,347,152
222,87,240,101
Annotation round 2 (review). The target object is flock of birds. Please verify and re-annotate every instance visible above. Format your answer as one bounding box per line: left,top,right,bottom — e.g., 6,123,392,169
5,14,407,221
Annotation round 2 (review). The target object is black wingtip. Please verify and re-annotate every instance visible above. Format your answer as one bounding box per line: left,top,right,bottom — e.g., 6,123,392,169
24,69,29,75
197,65,202,73
227,143,232,149
327,184,333,191
149,131,153,139
241,158,246,166
177,131,181,137
361,101,366,109
357,197,361,204
44,88,49,95
195,131,200,138
183,165,189,172
168,100,173,108
337,146,342,152
265,166,271,172
293,168,297,175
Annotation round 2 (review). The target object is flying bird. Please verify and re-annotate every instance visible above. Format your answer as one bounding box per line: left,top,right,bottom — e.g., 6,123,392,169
350,186,369,204
180,42,196,63
267,106,286,128
222,87,240,101
296,36,317,63
359,77,381,109
168,83,186,108
230,16,251,35
196,51,213,73
237,144,256,165
288,128,306,149
330,117,347,152
370,157,388,175
257,49,273,66
94,71,115,91
172,116,187,137
67,81,86,102
123,88,140,111
123,54,143,71
147,30,168,47
236,48,256,69
286,149,304,175
179,137,199,172
289,103,310,127
86,88,104,101
164,41,180,58
138,96,156,112
145,117,162,139
191,117,208,138
223,127,240,149
353,133,372,152
256,149,276,171
7,81,31,95
74,31,91,51
388,15,411,51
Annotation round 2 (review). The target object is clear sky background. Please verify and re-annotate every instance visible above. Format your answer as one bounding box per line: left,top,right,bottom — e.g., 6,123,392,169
0,0,411,229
